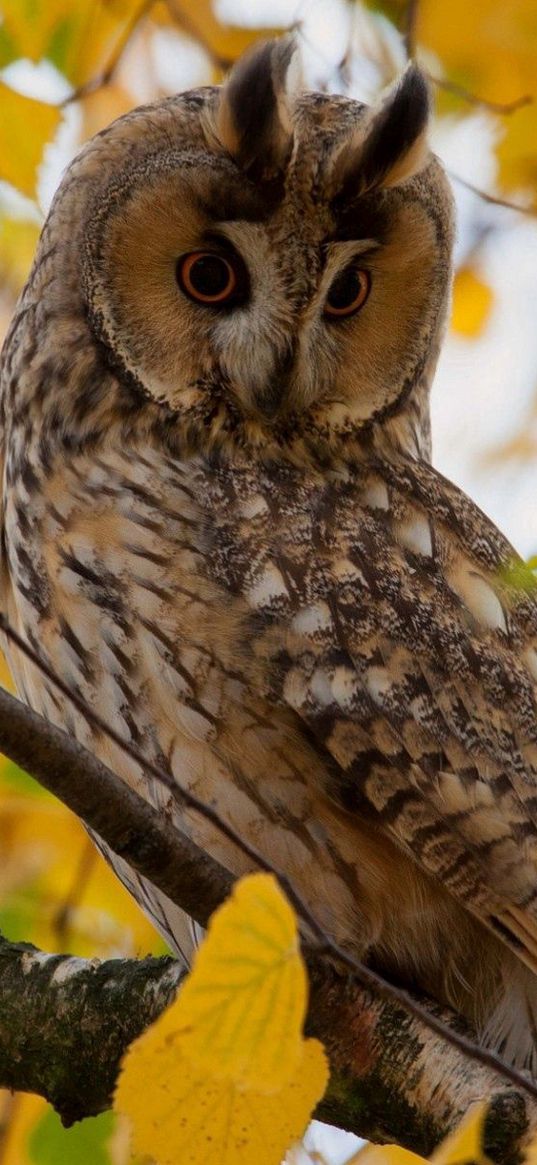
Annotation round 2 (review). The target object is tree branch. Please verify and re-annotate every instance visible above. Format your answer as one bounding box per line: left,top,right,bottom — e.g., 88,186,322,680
0,937,184,1123
448,171,537,218
1,933,535,1162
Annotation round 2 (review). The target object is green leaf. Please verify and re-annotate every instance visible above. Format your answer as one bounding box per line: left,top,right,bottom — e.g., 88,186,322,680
0,23,18,68
0,758,51,797
29,1107,115,1165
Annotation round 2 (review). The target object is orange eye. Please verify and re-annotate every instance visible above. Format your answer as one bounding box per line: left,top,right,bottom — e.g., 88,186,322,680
324,265,371,318
176,251,245,307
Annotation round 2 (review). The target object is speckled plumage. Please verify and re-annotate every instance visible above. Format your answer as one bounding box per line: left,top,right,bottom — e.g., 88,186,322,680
2,38,537,1070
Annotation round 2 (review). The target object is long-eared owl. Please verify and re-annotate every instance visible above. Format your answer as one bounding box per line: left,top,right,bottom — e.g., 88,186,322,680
2,36,537,1073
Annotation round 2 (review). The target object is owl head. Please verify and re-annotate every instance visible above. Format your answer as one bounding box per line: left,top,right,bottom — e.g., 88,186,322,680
8,37,454,463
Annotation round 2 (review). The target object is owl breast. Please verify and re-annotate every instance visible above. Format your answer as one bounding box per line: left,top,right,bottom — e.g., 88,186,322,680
2,434,487,997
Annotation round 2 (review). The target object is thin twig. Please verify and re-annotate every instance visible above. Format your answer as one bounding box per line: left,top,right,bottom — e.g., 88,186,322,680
165,0,233,73
61,0,155,108
429,72,532,115
1,614,537,1103
404,0,420,58
52,838,96,948
449,171,537,217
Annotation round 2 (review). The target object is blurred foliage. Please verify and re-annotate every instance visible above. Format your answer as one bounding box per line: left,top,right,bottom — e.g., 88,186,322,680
0,0,536,1161
415,0,537,196
0,83,60,198
372,0,537,198
451,267,494,337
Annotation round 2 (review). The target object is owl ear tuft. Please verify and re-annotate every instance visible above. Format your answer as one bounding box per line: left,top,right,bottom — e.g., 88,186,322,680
213,34,301,182
331,64,431,203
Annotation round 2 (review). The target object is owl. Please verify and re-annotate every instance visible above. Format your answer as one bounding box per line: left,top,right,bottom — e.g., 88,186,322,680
2,34,537,1075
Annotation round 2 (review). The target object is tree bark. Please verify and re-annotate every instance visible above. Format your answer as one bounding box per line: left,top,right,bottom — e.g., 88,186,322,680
0,938,184,1122
0,934,534,1164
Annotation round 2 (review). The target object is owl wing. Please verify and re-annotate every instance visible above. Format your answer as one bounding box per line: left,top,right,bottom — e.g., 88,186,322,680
203,455,537,973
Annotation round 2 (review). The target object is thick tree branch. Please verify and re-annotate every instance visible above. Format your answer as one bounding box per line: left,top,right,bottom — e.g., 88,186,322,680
1,934,535,1162
0,938,184,1122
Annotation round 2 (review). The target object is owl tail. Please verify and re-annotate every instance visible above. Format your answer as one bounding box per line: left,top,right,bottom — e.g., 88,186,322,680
482,955,537,1075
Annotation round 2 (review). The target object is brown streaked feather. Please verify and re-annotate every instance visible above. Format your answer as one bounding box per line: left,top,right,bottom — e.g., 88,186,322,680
200,452,537,973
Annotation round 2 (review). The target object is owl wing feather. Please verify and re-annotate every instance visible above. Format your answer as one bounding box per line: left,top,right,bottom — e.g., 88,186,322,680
202,454,537,974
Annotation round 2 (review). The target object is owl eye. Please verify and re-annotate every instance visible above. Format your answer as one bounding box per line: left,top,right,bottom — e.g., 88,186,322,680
176,251,245,307
324,265,371,319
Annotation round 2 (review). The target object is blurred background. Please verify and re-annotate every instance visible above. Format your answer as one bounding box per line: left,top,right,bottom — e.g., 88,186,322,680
0,1,536,1160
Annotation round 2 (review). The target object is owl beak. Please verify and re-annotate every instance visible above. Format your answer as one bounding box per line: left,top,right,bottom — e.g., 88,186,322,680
253,347,295,420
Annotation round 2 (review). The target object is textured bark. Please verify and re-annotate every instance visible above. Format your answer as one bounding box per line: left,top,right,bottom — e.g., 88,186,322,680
0,937,184,1123
305,958,536,1164
0,683,536,1157
0,936,535,1158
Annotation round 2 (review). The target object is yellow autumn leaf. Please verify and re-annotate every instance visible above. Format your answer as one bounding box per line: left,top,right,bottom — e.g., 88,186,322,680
0,216,40,295
0,1092,48,1165
416,0,537,201
451,268,493,337
157,0,285,69
524,1124,537,1165
496,101,537,197
118,1034,326,1165
345,1103,489,1165
60,1,147,88
115,874,328,1165
1,0,147,88
431,1102,490,1165
165,872,307,1091
0,0,69,64
0,761,163,959
0,83,60,199
417,0,536,108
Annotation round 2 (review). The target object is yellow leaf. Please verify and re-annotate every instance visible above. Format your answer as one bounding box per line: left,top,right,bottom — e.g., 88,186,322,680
60,1,147,88
431,1102,490,1165
451,268,493,337
0,216,40,294
0,1,68,64
0,1091,48,1165
344,1105,489,1165
1,0,147,88
80,83,134,142
0,83,60,199
496,101,537,196
115,875,328,1165
417,0,537,202
524,1125,537,1165
118,1032,327,1165
167,873,307,1091
157,0,285,69
0,763,163,959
